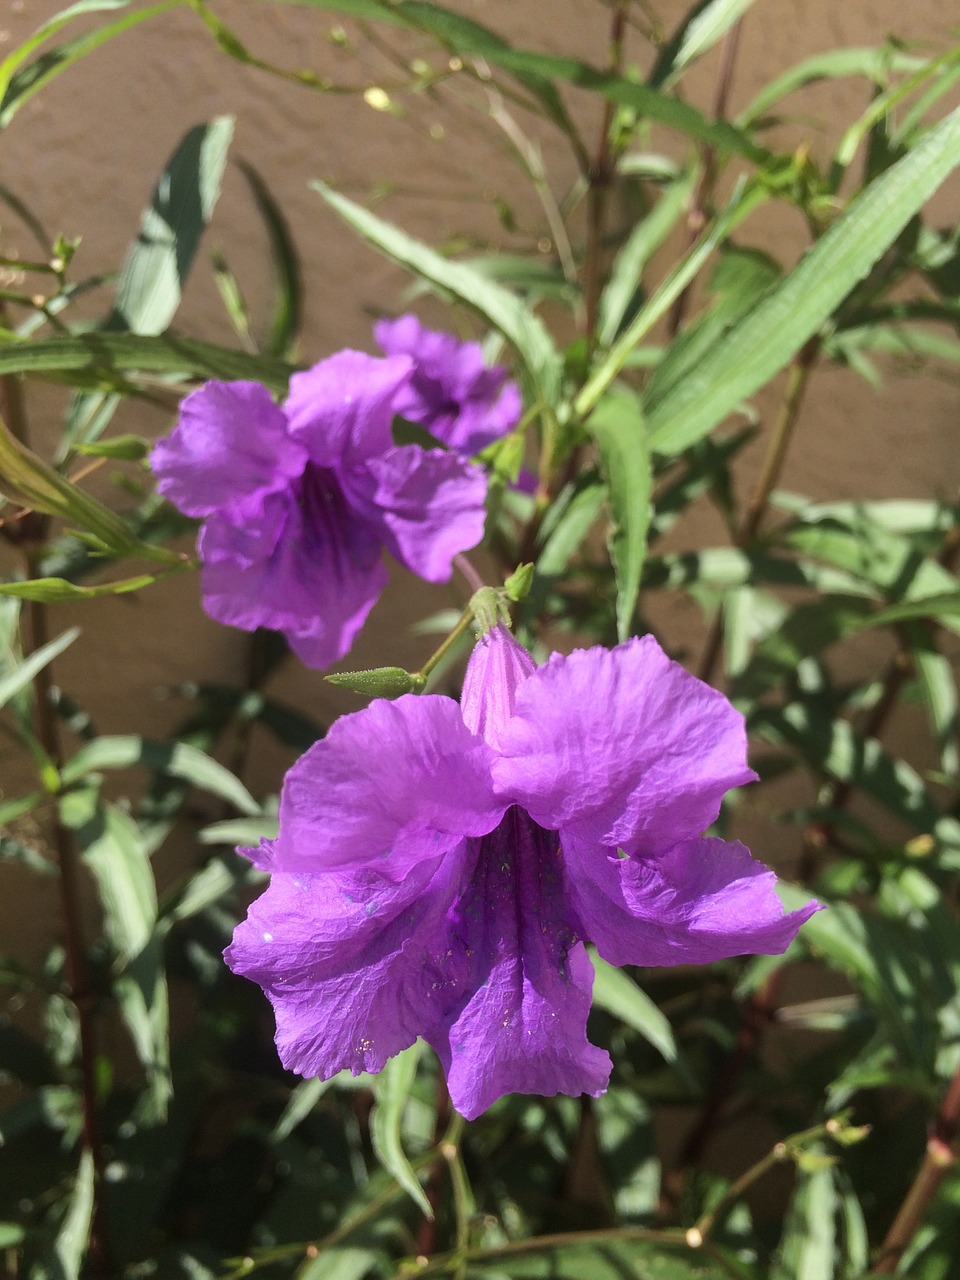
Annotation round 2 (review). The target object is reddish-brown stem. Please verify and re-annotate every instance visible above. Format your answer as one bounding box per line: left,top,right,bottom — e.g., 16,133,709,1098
660,968,786,1215
667,19,744,339
26,578,111,1277
4,356,112,1276
582,0,629,347
872,1066,960,1273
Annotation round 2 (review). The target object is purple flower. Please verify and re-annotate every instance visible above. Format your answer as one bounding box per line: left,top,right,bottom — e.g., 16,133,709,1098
375,314,522,455
150,351,489,669
225,627,819,1119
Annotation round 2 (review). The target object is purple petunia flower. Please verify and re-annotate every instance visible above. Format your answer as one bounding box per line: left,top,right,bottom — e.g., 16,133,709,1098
375,314,522,455
225,625,819,1119
150,350,492,669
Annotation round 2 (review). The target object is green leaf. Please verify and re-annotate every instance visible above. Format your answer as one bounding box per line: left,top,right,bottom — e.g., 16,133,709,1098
646,106,960,454
737,46,926,128
769,1164,837,1280
588,949,677,1064
0,409,179,564
586,388,652,641
754,703,960,855
311,180,561,403
596,170,696,346
0,625,78,710
795,902,936,1071
861,591,960,627
60,787,171,1118
651,0,760,90
325,666,423,698
238,160,303,357
61,734,261,815
107,117,234,334
0,331,293,392
74,433,149,460
0,1,184,129
370,1041,431,1216
0,572,181,602
198,816,279,846
48,1150,95,1280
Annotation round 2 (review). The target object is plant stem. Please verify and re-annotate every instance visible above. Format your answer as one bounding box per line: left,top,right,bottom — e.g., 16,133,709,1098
24,560,111,1276
872,1064,960,1273
2,356,111,1273
666,18,744,339
582,0,629,347
697,338,819,685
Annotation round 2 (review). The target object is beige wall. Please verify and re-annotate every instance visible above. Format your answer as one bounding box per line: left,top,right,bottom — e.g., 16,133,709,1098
0,1,957,907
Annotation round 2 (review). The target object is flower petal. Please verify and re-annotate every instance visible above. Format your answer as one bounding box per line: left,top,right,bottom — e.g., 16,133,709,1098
428,808,611,1120
375,314,521,454
225,854,466,1078
272,695,504,875
494,636,757,855
151,381,306,519
564,834,821,968
198,487,387,670
284,351,412,469
348,445,488,582
460,624,536,751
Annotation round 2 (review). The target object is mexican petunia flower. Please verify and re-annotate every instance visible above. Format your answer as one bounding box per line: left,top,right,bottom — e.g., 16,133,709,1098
150,347,504,670
375,314,522,455
226,627,820,1119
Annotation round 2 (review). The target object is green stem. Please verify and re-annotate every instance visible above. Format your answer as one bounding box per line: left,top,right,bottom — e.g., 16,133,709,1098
697,337,819,685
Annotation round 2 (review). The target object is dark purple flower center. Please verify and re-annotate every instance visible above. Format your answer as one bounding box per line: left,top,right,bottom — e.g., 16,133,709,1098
295,463,380,578
449,806,580,989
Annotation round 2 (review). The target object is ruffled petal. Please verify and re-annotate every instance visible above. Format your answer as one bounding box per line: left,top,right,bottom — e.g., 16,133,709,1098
197,485,387,670
428,808,611,1120
347,445,488,582
460,624,536,751
225,852,468,1078
151,381,306,519
273,695,504,875
493,636,757,856
564,834,821,968
284,351,412,469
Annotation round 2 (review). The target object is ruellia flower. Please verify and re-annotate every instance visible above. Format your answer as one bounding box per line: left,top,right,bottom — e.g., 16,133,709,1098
226,626,819,1119
150,351,490,669
375,314,522,455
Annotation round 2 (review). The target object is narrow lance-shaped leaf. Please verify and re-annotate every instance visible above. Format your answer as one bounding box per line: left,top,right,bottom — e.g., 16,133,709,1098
107,117,234,334
311,180,561,405
646,105,960,455
586,388,652,642
0,1,186,129
238,160,303,357
596,169,696,347
0,625,78,710
0,330,293,390
0,410,179,564
370,1041,432,1216
650,0,761,90
588,949,678,1064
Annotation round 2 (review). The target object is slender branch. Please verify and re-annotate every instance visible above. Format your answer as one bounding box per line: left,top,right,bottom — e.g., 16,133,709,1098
1,354,111,1273
872,1065,960,1273
24,567,111,1277
583,0,630,345
666,18,744,339
697,338,819,685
